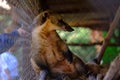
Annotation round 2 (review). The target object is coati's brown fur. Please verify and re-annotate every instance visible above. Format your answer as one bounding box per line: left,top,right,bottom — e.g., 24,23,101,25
30,11,87,79
30,11,107,80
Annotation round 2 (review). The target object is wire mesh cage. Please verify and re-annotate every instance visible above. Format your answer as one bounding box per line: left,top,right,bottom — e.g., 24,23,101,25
0,0,120,80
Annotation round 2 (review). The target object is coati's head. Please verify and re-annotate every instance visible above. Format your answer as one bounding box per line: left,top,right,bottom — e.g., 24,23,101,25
31,11,74,32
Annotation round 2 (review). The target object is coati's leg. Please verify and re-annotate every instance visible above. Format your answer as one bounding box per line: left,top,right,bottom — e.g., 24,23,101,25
73,56,88,75
57,43,73,63
31,58,49,80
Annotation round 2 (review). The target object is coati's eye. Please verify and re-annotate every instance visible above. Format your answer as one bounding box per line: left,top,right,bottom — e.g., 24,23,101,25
57,19,64,26
58,19,63,22
58,19,65,26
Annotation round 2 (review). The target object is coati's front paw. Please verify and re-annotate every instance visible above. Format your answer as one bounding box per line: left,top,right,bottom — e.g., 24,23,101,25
55,75,71,80
63,76,71,80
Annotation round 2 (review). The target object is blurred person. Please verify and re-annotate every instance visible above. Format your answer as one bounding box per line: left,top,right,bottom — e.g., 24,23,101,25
0,27,30,54
0,45,19,80
0,59,1,80
0,55,9,80
0,58,3,80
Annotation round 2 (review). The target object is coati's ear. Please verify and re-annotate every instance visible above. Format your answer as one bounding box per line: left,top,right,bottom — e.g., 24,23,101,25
37,11,49,25
32,11,50,26
29,11,51,31
43,11,49,18
40,11,49,24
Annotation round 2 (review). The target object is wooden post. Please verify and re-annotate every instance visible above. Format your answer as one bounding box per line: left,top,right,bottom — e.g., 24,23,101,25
96,6,120,64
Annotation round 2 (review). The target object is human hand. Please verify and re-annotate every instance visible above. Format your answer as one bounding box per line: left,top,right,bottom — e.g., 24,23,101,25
17,28,30,37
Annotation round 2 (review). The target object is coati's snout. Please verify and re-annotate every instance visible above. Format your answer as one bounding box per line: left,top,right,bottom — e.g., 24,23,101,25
32,11,74,32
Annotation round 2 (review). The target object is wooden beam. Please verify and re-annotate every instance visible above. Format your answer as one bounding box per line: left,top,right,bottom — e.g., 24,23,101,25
67,42,120,46
62,12,111,30
69,20,110,31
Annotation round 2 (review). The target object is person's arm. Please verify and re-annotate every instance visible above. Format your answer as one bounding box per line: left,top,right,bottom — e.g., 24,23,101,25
1,53,12,80
0,28,29,53
9,30,20,37
0,30,19,53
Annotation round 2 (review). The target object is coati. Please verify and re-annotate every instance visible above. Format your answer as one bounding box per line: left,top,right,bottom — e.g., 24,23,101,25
30,11,89,80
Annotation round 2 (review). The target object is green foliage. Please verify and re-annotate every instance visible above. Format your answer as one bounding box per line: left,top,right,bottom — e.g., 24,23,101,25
114,29,119,37
57,27,91,43
103,29,120,43
102,30,120,64
102,47,120,64
57,28,120,64
69,46,96,62
0,15,11,33
57,27,96,62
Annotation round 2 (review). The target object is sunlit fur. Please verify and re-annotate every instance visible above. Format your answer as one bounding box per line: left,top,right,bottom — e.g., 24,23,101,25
30,11,87,79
